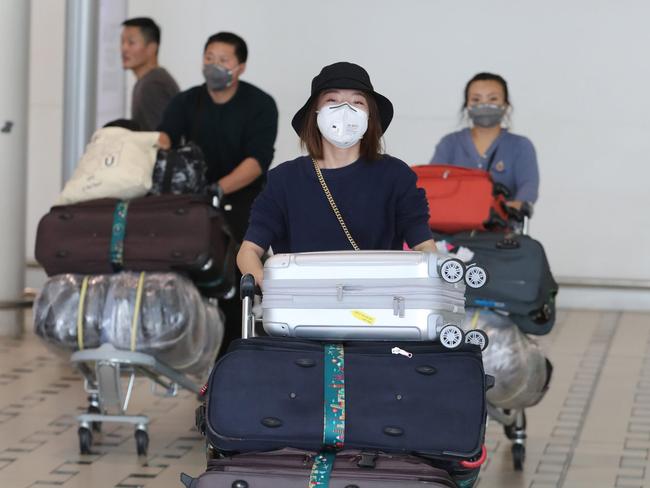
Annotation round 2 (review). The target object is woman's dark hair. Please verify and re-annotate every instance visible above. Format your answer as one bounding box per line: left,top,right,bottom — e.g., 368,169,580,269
461,72,510,110
299,92,383,161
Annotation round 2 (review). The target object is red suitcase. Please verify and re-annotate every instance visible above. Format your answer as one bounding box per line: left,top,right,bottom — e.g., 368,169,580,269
34,195,235,297
412,164,509,233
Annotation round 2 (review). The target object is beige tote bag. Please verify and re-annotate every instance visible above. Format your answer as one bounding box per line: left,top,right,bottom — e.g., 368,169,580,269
58,127,160,204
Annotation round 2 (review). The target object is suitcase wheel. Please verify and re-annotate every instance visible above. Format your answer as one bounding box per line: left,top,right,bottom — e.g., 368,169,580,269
465,329,489,351
465,265,488,289
512,443,525,471
78,426,92,455
440,258,465,283
135,428,149,456
439,324,464,350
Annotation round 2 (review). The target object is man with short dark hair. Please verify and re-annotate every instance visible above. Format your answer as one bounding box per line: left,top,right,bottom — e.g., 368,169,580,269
121,17,179,130
158,31,278,352
158,31,278,243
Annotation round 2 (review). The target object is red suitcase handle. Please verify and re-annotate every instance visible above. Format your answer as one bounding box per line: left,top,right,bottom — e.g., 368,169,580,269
459,445,487,469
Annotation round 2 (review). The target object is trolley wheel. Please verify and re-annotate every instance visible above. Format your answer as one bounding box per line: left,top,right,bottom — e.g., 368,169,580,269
439,324,464,350
512,443,525,471
87,405,102,432
78,426,93,455
440,258,465,284
465,265,488,289
135,429,149,457
465,329,489,351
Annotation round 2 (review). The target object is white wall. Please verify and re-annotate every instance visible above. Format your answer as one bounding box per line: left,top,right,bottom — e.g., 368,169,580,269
25,1,650,303
125,0,650,284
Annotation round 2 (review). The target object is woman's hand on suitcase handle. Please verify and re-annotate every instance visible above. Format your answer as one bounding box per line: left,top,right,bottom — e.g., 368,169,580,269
412,238,437,253
502,200,533,222
236,240,265,292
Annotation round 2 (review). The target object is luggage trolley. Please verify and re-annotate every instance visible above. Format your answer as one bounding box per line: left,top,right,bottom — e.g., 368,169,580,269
71,344,202,455
194,271,492,483
484,204,534,471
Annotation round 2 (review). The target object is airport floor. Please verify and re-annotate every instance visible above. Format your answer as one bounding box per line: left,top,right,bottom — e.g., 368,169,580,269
0,309,649,488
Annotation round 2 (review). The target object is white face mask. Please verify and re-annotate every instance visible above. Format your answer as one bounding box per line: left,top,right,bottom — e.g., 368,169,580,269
316,102,369,149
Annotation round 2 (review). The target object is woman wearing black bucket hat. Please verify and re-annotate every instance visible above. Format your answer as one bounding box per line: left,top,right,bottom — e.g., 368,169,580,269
237,62,437,286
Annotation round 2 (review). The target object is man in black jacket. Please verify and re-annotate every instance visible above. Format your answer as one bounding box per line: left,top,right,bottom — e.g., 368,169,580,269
158,31,278,244
158,32,278,352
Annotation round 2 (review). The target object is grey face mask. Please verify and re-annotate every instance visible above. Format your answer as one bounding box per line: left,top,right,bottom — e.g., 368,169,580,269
202,64,233,91
467,103,506,128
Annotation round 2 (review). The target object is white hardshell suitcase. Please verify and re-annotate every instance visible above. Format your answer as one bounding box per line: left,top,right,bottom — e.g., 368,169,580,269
261,251,487,345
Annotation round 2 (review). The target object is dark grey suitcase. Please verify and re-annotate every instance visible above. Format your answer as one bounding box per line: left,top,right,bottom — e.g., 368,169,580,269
180,448,457,487
435,231,558,335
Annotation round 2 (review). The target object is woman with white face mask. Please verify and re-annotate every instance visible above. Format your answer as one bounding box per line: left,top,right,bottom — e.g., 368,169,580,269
237,62,437,286
430,73,540,211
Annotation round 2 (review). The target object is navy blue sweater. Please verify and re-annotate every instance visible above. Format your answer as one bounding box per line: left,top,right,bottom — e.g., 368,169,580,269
244,155,432,253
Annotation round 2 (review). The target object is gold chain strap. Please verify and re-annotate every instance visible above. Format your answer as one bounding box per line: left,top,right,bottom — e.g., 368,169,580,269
312,158,360,251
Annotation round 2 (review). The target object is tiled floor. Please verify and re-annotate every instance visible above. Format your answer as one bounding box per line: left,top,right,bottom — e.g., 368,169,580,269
0,309,649,487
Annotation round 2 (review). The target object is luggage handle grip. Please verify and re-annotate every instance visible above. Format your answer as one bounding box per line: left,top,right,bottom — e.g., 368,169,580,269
501,202,524,222
459,445,487,469
240,274,257,300
240,274,259,339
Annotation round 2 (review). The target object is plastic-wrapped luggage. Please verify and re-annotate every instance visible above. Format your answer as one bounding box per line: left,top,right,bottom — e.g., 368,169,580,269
33,272,224,375
463,309,552,409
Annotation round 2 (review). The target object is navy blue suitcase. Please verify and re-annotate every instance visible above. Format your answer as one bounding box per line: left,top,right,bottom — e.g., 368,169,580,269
204,337,489,461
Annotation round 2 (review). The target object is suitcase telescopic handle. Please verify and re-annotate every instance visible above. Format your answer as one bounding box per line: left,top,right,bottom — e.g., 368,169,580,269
240,274,256,300
240,274,257,339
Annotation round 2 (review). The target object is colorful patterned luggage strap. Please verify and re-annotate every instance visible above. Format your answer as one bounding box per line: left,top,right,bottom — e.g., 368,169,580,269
308,343,345,488
109,201,129,269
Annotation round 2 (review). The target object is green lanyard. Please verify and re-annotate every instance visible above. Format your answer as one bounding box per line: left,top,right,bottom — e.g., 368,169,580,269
308,343,345,487
109,201,129,269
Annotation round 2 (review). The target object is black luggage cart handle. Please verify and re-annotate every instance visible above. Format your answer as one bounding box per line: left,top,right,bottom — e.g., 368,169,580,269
240,274,259,339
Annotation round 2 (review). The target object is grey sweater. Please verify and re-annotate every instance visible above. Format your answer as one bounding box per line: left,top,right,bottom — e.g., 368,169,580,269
131,67,179,131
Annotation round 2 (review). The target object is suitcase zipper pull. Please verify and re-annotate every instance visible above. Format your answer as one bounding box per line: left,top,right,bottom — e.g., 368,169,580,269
391,347,413,358
336,284,344,301
392,296,405,318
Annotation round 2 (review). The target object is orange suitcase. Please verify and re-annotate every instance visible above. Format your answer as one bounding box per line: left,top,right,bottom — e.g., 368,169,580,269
412,164,509,233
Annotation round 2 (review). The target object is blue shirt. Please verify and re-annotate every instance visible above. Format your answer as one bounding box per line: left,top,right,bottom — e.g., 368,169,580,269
244,155,433,253
430,128,539,203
